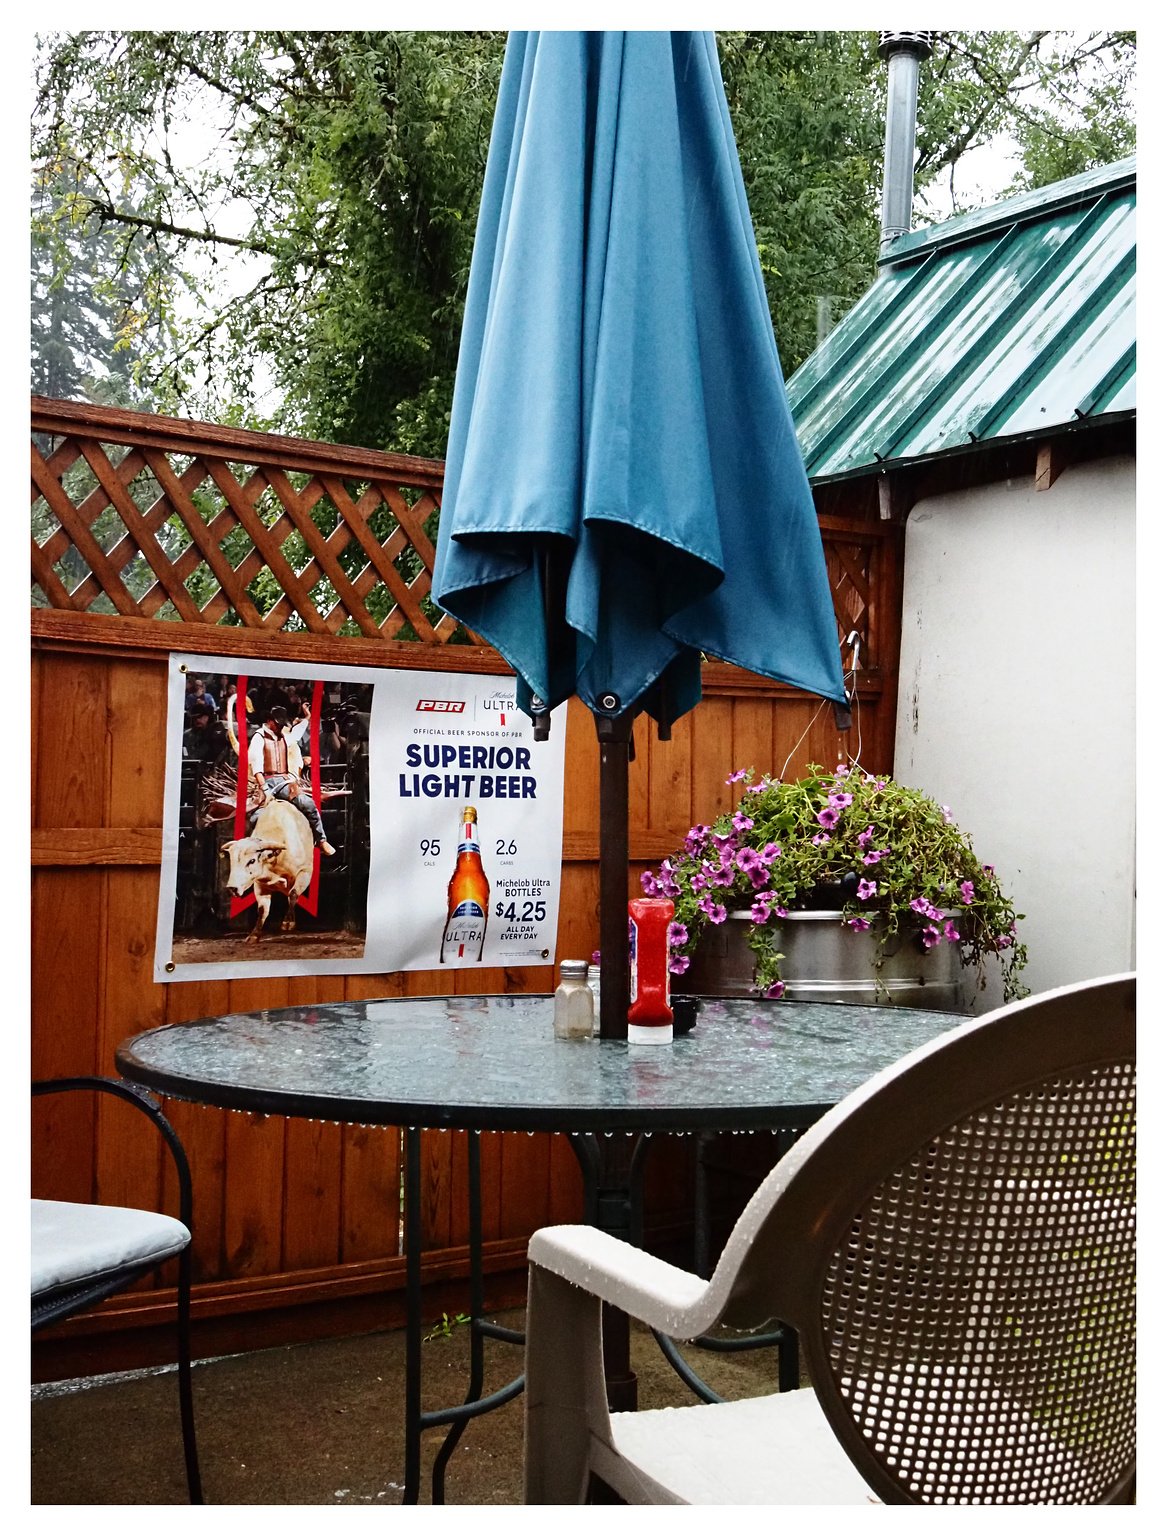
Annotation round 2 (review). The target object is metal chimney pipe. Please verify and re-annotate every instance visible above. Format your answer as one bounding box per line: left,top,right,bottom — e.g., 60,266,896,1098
878,31,934,252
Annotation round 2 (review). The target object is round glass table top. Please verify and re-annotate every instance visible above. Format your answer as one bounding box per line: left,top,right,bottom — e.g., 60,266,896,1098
115,994,968,1133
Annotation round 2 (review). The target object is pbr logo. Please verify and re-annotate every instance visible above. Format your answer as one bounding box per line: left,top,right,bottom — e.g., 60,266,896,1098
416,699,466,713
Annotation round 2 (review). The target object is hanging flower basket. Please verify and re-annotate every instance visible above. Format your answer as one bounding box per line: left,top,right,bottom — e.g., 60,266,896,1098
642,763,1027,1005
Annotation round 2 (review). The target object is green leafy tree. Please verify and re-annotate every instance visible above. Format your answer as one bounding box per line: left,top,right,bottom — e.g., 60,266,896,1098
914,31,1136,206
31,155,171,406
32,29,1135,445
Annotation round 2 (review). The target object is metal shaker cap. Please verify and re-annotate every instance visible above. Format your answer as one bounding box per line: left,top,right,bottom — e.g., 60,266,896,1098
559,959,589,980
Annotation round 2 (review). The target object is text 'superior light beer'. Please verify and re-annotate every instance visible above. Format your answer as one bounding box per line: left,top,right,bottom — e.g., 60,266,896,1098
440,807,490,963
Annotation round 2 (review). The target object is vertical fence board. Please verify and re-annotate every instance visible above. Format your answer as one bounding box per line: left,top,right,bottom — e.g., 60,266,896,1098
283,1117,344,1271
223,1110,287,1278
164,978,232,1282
647,711,692,832
731,698,774,802
499,1133,552,1241
96,869,168,1216
548,1133,585,1225
340,1122,401,1265
33,653,108,829
31,869,103,1203
689,699,734,825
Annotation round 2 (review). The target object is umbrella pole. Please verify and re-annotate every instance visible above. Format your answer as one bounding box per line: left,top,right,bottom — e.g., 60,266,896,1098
593,708,635,1040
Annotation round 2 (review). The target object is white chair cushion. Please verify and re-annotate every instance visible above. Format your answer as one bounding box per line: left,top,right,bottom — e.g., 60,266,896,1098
608,1386,881,1505
31,1199,190,1296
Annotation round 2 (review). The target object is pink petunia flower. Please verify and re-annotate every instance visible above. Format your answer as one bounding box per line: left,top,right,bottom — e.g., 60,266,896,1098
834,763,850,777
712,832,737,852
857,824,875,848
668,955,691,975
862,849,885,866
763,980,786,999
641,871,662,896
857,879,878,900
744,782,767,794
943,920,962,943
909,896,933,915
751,897,773,923
847,916,871,931
942,805,954,824
591,950,601,965
983,864,994,875
736,846,763,874
959,880,975,904
696,897,727,924
921,924,941,949
811,831,831,847
817,807,840,829
667,921,689,948
749,866,771,890
725,768,749,784
732,811,755,833
760,842,782,864
690,873,707,894
827,792,853,809
685,824,711,856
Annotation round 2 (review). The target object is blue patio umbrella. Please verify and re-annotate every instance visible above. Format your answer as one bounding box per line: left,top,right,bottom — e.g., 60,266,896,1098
434,29,847,727
433,31,848,1040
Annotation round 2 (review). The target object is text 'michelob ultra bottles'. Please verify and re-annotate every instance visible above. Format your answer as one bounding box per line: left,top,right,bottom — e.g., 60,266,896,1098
628,897,674,1043
440,806,489,963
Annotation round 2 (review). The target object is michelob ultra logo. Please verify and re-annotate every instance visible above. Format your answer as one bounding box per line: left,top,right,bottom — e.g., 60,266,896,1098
416,699,466,713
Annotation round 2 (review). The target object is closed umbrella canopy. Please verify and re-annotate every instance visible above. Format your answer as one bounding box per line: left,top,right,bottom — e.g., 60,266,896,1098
433,30,847,727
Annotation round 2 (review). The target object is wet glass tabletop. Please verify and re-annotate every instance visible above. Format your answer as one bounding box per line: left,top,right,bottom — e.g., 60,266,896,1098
116,995,967,1133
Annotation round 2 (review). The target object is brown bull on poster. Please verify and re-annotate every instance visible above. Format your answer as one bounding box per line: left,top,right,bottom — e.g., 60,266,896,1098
222,799,315,941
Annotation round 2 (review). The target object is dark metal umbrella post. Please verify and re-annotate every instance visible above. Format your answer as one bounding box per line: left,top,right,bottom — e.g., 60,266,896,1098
594,708,636,1040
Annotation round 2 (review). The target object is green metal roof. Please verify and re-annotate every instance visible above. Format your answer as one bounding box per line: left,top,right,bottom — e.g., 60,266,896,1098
787,156,1135,483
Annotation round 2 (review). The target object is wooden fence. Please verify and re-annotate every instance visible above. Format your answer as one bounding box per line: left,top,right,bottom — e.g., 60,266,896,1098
30,395,903,1378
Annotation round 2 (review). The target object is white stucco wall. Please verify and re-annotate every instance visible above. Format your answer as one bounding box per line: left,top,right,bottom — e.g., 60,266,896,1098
894,455,1135,1006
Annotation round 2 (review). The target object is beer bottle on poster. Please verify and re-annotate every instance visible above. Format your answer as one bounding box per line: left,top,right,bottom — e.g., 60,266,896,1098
440,807,490,963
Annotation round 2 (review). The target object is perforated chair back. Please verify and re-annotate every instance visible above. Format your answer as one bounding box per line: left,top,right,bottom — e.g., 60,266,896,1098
715,975,1136,1504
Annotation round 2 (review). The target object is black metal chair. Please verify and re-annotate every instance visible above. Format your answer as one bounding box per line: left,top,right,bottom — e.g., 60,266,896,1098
32,1077,203,1503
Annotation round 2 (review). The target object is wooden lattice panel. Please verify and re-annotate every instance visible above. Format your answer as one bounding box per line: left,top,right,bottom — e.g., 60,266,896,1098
821,532,874,664
31,397,459,643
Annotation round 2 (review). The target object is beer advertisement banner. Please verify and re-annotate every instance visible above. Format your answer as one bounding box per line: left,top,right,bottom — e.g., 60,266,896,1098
154,653,567,983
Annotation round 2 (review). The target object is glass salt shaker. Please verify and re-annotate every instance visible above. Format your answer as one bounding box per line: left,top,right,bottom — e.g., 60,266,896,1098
587,964,602,1034
554,960,594,1040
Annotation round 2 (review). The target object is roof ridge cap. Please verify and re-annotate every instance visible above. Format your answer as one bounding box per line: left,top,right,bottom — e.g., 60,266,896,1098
880,155,1136,268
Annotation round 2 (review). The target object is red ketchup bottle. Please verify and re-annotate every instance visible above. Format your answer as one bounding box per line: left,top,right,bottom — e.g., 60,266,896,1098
627,898,674,1043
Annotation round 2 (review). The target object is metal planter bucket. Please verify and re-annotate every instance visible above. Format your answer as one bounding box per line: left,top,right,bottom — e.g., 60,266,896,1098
685,909,971,1012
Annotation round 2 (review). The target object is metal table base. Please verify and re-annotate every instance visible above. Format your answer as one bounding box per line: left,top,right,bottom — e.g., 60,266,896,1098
407,1125,803,1503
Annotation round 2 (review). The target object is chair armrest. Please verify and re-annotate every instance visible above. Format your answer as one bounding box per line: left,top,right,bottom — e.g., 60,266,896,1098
528,1225,721,1340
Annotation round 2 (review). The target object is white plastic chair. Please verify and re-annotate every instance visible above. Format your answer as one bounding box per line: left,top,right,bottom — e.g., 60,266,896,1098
32,1076,203,1503
524,975,1136,1504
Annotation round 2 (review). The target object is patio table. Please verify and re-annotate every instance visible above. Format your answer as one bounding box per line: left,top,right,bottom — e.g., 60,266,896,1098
115,993,964,1503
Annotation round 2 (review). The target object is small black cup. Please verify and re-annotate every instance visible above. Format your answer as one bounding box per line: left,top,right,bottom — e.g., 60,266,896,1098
671,996,699,1036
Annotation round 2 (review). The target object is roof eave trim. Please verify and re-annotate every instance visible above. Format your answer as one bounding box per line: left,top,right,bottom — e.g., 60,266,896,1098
805,409,1136,487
